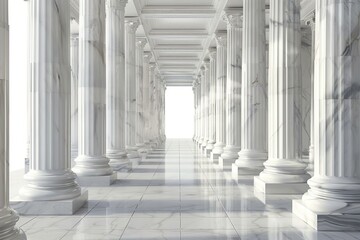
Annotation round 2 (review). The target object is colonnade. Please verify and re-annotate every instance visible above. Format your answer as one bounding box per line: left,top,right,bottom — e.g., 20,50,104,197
0,0,166,237
193,0,360,231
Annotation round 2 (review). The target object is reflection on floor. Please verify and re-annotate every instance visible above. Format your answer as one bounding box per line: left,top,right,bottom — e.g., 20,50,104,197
12,139,360,239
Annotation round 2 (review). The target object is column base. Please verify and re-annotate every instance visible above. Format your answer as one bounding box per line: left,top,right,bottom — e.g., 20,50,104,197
218,157,234,171
210,152,221,164
205,148,212,158
254,176,309,194
11,190,88,215
293,199,360,231
232,163,262,180
0,208,27,240
76,173,116,186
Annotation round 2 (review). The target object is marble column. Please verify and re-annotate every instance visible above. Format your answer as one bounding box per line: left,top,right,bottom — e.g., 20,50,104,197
293,0,360,231
125,18,140,159
193,81,197,141
142,52,152,150
195,75,202,144
201,61,210,153
73,0,115,186
0,0,26,237
148,63,157,148
305,13,316,177
233,0,267,177
71,34,79,161
105,0,128,171
205,48,217,157
200,62,210,153
211,32,227,162
254,0,310,194
16,0,87,213
219,11,242,169
135,38,147,153
198,73,205,150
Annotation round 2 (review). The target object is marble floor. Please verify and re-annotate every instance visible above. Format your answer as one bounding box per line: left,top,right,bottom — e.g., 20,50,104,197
11,139,360,240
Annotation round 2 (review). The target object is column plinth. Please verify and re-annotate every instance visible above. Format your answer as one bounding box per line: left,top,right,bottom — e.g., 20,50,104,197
293,0,360,231
254,0,310,194
233,0,267,177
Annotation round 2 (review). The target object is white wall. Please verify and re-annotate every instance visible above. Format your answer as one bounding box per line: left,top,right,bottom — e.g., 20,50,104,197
165,86,194,138
9,0,29,170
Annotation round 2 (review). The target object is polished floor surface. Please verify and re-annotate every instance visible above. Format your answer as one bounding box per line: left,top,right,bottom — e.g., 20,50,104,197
12,139,360,239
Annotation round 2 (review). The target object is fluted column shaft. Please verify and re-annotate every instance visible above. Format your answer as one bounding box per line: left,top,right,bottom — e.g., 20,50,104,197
125,19,140,158
71,35,79,160
257,0,309,186
0,0,25,238
220,12,242,161
105,0,128,170
20,0,82,200
73,0,112,176
195,76,202,143
135,39,146,150
301,0,360,215
235,0,267,174
142,53,152,148
199,70,205,147
201,62,210,149
212,33,227,155
206,49,217,154
148,64,156,146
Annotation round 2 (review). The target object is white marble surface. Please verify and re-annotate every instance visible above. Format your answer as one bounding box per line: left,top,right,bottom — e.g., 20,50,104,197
294,0,360,230
212,32,227,156
0,0,25,238
20,0,83,201
106,0,129,171
73,0,113,178
11,139,360,239
256,0,310,193
235,0,267,175
125,18,140,159
220,11,242,162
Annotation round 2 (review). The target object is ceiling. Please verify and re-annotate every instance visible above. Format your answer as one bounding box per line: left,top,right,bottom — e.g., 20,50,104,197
70,0,315,87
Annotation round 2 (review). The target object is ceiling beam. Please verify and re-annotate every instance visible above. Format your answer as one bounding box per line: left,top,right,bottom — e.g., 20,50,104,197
149,29,208,39
141,5,216,18
154,44,203,53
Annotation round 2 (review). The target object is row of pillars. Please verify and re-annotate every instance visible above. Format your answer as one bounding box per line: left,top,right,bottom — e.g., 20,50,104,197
194,0,360,231
0,0,166,238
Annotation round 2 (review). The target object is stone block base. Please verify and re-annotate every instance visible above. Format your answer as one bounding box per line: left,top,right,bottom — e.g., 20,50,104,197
232,164,262,180
254,176,309,194
129,157,141,169
293,200,360,231
218,157,234,171
76,172,117,186
210,152,220,164
11,190,88,215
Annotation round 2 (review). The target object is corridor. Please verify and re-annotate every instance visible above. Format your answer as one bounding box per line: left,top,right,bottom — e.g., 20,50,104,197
13,139,359,240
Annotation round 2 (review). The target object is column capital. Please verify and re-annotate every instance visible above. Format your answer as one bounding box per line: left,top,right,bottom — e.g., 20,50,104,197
106,0,128,9
136,38,147,48
149,62,157,71
125,18,140,33
223,8,243,28
202,58,210,70
208,47,217,61
303,10,315,29
215,31,227,47
144,52,152,62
